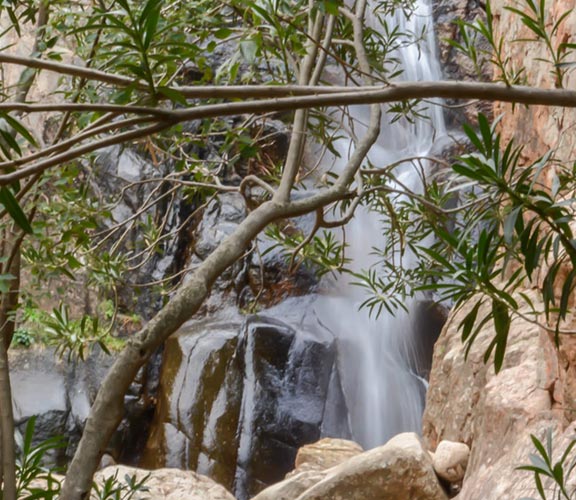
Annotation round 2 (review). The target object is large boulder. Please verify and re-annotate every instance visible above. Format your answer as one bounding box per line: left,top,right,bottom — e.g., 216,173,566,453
141,308,341,499
422,289,574,498
94,465,236,500
291,438,363,476
294,433,448,500
9,346,152,465
255,434,448,500
253,438,363,500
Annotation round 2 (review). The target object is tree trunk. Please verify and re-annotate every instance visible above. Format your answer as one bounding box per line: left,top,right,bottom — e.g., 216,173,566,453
0,331,16,500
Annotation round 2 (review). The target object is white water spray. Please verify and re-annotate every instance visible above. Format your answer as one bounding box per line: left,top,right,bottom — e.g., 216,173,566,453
315,0,446,449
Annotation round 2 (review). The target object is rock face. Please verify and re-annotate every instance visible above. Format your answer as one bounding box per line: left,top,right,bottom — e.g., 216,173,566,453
141,306,343,499
9,347,152,465
490,0,576,168
423,1,576,498
432,0,493,126
255,433,448,500
422,289,574,498
94,465,236,500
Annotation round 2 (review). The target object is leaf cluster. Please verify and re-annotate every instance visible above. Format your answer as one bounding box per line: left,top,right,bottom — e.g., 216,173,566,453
351,112,576,372
518,429,576,500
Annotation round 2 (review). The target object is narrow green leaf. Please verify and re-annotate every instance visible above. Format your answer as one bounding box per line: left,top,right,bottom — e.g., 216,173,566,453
491,299,510,372
2,113,37,147
460,299,483,342
157,86,188,105
214,27,233,40
0,186,32,234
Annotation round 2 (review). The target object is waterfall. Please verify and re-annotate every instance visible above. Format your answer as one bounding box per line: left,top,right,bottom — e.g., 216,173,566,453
145,2,449,495
314,0,446,449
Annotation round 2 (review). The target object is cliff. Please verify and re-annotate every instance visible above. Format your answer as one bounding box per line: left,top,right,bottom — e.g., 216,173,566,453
423,0,576,497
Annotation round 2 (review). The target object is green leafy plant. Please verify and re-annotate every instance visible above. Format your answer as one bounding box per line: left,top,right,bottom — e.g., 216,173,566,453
11,327,34,348
91,472,150,500
349,111,576,372
264,225,350,277
14,417,64,500
518,429,576,500
44,303,112,360
446,0,525,86
506,0,576,88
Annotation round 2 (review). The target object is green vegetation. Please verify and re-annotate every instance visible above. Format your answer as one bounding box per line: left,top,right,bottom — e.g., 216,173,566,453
519,430,576,500
0,0,574,498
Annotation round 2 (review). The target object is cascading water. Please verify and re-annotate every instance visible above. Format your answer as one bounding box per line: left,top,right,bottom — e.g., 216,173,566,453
145,2,449,496
314,0,446,449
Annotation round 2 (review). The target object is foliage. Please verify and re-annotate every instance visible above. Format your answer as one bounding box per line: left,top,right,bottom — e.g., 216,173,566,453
13,417,64,500
518,429,576,500
11,327,34,347
91,472,150,500
264,225,349,277
10,417,149,500
43,303,120,360
0,0,576,497
446,0,525,86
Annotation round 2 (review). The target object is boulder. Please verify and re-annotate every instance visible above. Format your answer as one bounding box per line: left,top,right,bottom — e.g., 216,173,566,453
431,440,470,483
251,470,327,500
94,465,235,500
9,346,151,465
291,438,363,476
422,288,567,499
142,311,340,500
253,438,363,500
259,433,448,500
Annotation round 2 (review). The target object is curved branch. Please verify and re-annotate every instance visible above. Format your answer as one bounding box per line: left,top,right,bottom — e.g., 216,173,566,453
3,49,576,106
0,102,174,118
0,121,174,185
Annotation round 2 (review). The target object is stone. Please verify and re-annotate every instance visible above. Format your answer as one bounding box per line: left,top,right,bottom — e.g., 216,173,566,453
8,346,153,466
251,470,327,500
253,438,363,500
422,287,567,499
142,312,339,500
431,440,470,483
291,433,448,500
290,438,363,476
98,453,117,470
93,465,236,500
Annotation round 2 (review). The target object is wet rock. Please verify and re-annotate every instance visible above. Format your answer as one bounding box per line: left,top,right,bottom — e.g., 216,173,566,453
92,146,182,318
412,300,449,379
9,346,154,466
94,465,236,500
12,364,68,464
142,308,338,500
235,317,337,498
432,0,493,126
141,320,242,489
194,194,247,260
